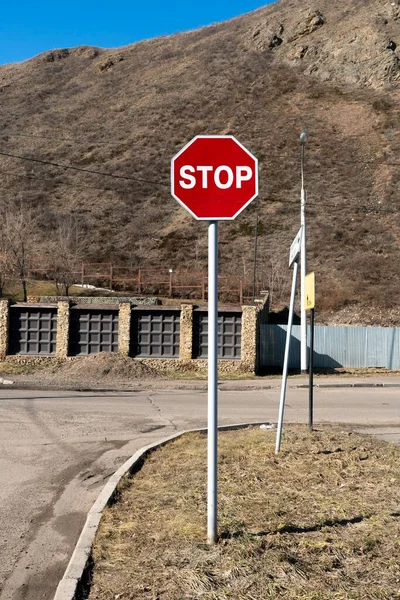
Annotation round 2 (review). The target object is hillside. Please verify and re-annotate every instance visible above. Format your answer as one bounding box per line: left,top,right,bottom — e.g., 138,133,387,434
0,0,399,323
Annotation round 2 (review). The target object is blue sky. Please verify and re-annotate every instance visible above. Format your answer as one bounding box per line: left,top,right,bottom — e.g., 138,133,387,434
0,0,275,66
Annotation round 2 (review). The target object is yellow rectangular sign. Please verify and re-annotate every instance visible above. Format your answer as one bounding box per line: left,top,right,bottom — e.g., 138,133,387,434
305,272,315,310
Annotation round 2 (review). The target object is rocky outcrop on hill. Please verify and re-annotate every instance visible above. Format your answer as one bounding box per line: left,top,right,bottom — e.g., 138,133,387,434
247,0,400,87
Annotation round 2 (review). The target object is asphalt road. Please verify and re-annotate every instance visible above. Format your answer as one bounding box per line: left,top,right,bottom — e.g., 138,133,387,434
0,386,398,600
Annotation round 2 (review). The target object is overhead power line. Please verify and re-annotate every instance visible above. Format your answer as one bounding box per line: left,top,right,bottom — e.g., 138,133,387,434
0,136,399,166
0,132,122,145
0,150,170,187
0,166,398,216
0,168,138,195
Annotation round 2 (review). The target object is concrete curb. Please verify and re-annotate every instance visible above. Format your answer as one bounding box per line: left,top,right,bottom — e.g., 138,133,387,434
5,380,400,394
297,383,400,389
53,421,269,600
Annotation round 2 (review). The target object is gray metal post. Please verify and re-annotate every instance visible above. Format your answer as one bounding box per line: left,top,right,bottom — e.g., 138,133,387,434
309,307,315,429
208,220,218,544
300,133,307,373
275,259,299,454
252,214,258,301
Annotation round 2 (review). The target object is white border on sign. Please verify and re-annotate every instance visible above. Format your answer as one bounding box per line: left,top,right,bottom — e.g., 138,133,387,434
171,135,259,221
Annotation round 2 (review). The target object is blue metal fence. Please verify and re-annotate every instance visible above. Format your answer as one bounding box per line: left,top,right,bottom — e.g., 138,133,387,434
260,325,400,369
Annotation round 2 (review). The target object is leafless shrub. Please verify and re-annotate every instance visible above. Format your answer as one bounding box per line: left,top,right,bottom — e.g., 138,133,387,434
0,201,37,301
46,215,87,296
265,251,292,309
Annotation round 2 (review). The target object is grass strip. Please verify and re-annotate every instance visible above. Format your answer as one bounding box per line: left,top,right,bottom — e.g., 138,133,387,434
89,426,400,600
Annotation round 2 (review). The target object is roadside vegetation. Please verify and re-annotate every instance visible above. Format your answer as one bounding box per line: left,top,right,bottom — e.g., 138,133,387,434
89,426,400,599
1,279,85,302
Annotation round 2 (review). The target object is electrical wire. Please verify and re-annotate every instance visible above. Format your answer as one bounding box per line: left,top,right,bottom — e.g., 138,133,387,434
0,167,140,196
0,132,123,145
0,130,382,143
0,150,170,187
1,166,397,217
0,136,399,166
2,130,393,146
0,149,398,219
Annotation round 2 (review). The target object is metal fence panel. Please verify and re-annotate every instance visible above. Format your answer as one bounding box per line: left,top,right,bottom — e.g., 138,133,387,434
194,312,242,359
9,307,57,355
131,311,180,358
260,324,400,370
69,309,119,356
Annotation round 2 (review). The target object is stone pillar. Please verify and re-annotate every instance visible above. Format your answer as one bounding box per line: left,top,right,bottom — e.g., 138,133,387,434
179,304,194,360
118,303,131,356
241,305,259,373
0,299,10,359
255,290,270,323
56,301,70,359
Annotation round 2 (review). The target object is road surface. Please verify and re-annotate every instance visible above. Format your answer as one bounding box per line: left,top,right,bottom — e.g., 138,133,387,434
0,386,398,600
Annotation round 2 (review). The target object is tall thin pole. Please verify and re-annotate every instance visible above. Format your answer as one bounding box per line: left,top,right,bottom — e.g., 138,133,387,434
169,269,173,297
275,259,299,454
300,132,307,373
309,307,315,429
252,215,259,301
208,221,218,544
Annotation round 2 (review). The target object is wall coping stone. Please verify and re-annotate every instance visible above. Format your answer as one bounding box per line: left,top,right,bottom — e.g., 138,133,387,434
39,296,161,305
10,302,58,309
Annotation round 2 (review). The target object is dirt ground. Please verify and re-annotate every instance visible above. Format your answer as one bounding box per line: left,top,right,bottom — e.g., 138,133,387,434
88,426,400,600
0,353,167,387
2,353,400,391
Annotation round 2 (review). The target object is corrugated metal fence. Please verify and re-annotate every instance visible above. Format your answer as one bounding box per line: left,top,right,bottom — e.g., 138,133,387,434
260,325,400,369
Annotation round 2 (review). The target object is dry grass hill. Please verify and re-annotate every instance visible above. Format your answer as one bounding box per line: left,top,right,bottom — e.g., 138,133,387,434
0,0,399,323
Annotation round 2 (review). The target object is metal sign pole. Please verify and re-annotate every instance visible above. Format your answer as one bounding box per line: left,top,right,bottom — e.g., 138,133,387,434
305,271,316,430
300,191,307,372
275,259,299,454
252,214,259,301
309,307,315,429
300,132,308,373
208,220,218,544
171,136,259,545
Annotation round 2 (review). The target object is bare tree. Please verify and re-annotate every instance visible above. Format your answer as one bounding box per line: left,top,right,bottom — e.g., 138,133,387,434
266,250,292,309
0,202,37,302
48,215,86,296
0,251,10,297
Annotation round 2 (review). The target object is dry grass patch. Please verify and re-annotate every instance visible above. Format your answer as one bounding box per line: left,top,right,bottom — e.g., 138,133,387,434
89,427,400,600
0,360,49,375
2,280,85,301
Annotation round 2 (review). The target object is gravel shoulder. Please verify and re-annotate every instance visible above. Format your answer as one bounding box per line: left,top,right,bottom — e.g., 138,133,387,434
2,354,400,392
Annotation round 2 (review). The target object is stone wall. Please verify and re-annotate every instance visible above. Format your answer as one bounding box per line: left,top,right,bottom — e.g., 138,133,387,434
241,305,259,372
118,303,131,356
39,296,160,305
242,291,270,372
134,357,248,376
4,355,63,366
179,304,194,360
0,295,270,374
0,299,9,359
56,302,70,359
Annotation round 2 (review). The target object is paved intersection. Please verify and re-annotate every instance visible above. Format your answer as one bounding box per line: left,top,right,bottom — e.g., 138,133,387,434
0,385,398,599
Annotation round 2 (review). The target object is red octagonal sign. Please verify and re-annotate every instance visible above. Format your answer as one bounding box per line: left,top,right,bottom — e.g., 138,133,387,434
171,135,258,220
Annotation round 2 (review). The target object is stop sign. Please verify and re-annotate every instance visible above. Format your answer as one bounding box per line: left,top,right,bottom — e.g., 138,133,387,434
171,135,258,220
